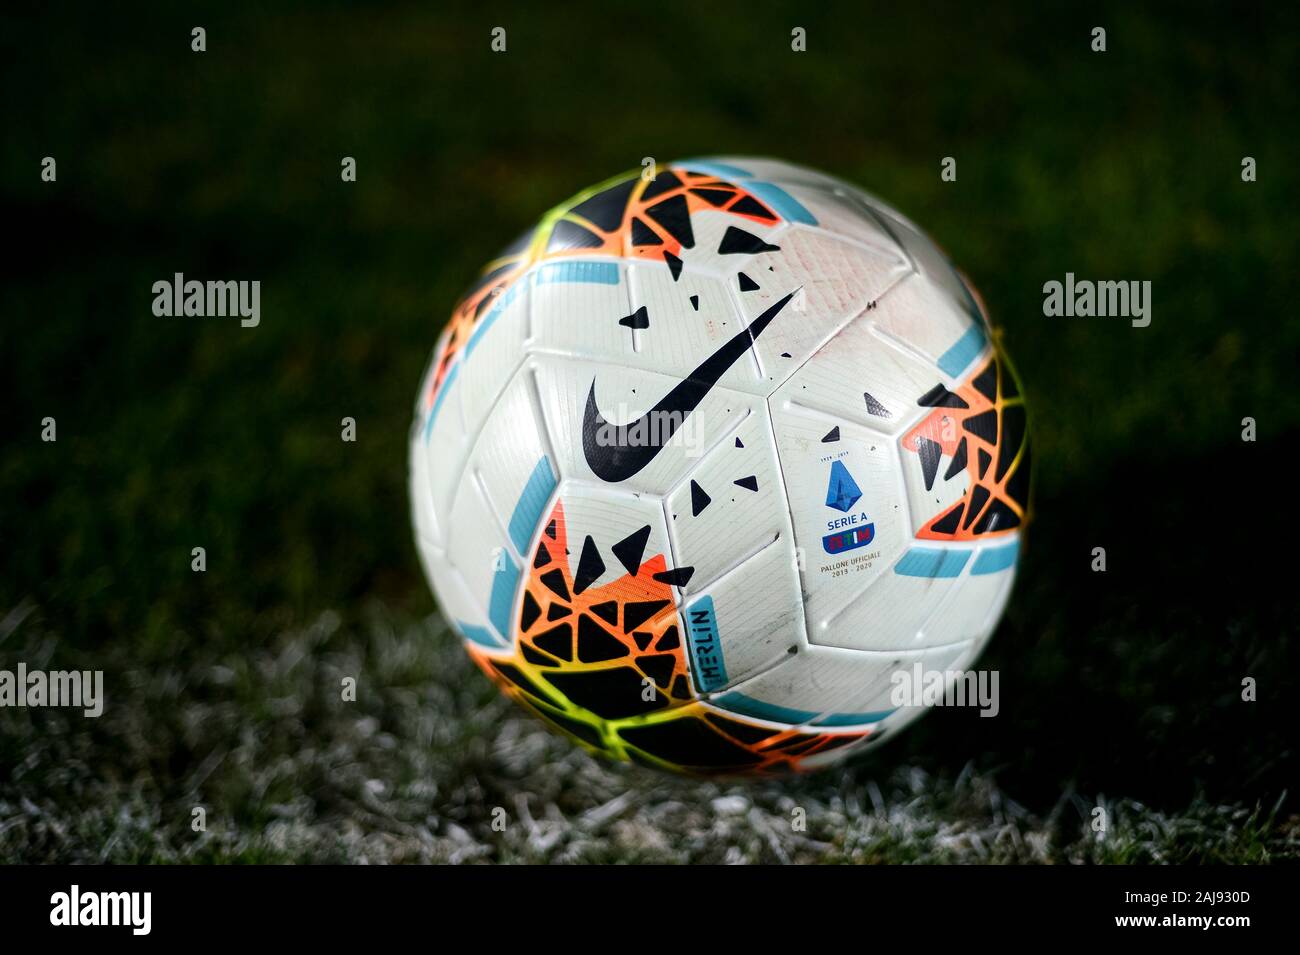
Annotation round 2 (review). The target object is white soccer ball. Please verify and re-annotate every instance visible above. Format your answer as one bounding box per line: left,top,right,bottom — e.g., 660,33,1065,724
410,157,1030,774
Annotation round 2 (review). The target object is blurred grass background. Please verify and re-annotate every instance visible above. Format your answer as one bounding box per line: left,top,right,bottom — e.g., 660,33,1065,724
1,1,1297,861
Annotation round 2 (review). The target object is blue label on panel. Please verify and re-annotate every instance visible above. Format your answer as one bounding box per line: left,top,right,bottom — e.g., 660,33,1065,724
684,597,727,693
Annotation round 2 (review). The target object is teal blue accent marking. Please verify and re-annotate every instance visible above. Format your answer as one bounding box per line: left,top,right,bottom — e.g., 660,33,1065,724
678,160,821,224
535,261,619,285
813,709,895,727
937,323,987,377
971,539,1020,575
459,621,505,649
742,181,818,225
716,694,894,727
422,363,459,441
508,457,557,556
684,596,728,692
714,692,819,725
894,547,972,578
465,279,526,358
487,558,521,637
676,159,753,179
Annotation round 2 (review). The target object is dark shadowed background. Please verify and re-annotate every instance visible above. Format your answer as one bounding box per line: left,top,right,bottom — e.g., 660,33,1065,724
1,1,1296,862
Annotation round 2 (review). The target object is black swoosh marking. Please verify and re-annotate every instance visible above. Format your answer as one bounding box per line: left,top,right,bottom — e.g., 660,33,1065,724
582,289,798,483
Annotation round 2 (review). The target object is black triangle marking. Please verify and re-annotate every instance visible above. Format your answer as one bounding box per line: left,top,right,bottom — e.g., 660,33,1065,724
589,600,619,626
573,535,606,595
652,566,695,588
521,643,558,667
641,170,681,201
864,392,891,417
540,569,569,601
630,217,661,246
663,250,683,282
735,437,744,448
645,194,695,248
944,437,969,481
931,504,964,535
974,498,1020,533
533,542,551,569
822,426,840,443
655,625,680,651
963,410,997,443
737,272,759,292
546,603,572,621
729,195,776,220
632,631,654,651
547,219,603,251
916,437,942,491
734,475,759,492
611,524,652,576
577,614,628,663
963,485,991,529
533,622,573,661
973,361,997,401
570,178,637,232
520,590,542,632
690,186,733,206
997,406,1026,481
545,519,557,539
918,383,969,409
619,305,650,330
689,294,699,311
623,599,670,633
690,480,711,516
637,654,676,690
718,225,780,256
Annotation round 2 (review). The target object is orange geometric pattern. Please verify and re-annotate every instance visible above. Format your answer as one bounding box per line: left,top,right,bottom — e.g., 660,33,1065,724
423,164,785,413
465,501,877,774
903,349,1031,540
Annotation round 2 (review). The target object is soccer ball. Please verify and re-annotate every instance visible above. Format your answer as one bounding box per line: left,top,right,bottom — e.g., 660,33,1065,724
410,157,1030,774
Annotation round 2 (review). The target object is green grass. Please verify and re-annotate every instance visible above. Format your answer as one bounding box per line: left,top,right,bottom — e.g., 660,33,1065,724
2,2,1298,862
4,606,1293,863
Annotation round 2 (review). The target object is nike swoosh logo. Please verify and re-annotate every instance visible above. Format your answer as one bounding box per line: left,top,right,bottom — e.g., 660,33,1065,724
582,288,798,482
